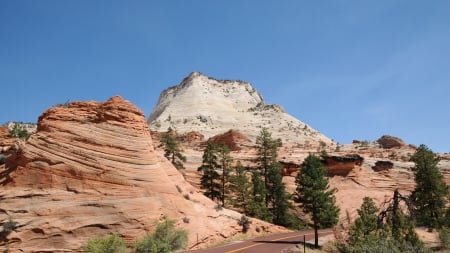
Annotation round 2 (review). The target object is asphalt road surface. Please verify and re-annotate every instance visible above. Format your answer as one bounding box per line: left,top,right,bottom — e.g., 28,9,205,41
182,229,333,253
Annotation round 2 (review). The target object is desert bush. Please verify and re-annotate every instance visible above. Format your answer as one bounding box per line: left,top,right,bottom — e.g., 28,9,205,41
237,215,252,233
2,216,17,233
81,234,127,253
135,218,187,253
8,123,29,139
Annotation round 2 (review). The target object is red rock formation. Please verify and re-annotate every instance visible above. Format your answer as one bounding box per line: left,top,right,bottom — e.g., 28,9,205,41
0,96,285,251
280,161,299,176
372,160,394,172
208,129,251,151
0,126,14,153
183,131,205,142
323,154,364,176
377,135,405,149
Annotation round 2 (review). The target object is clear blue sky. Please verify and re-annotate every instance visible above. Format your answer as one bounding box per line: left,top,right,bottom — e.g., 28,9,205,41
1,1,449,153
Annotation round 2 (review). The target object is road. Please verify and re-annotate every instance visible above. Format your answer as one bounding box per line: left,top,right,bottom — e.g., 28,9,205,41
182,229,333,253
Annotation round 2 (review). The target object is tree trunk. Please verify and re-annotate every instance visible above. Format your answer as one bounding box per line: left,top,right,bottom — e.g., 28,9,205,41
314,223,319,248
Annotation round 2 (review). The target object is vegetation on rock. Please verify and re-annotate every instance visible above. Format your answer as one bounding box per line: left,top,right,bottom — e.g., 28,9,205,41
8,122,29,139
160,127,186,170
81,234,127,253
82,218,188,253
135,218,188,253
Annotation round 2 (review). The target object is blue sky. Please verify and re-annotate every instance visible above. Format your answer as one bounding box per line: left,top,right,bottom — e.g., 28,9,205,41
1,1,449,152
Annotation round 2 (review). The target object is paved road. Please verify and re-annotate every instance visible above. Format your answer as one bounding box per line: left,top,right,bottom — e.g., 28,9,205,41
182,229,333,253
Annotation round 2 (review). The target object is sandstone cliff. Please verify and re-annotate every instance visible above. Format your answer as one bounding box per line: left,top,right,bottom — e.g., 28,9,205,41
148,72,333,148
0,96,285,251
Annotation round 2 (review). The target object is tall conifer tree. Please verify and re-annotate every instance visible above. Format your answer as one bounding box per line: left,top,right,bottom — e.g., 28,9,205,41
160,127,186,170
217,144,232,207
410,144,449,228
295,154,339,248
198,141,221,201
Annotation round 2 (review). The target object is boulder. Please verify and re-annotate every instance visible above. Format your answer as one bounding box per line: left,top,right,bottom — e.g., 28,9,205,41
377,135,405,149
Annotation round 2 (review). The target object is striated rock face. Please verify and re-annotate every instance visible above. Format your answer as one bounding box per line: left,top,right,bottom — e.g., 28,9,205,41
148,72,332,147
0,96,285,251
0,126,13,153
377,135,406,149
323,154,364,176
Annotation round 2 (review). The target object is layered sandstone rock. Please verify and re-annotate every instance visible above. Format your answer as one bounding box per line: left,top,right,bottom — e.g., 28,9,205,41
148,72,333,147
0,96,285,251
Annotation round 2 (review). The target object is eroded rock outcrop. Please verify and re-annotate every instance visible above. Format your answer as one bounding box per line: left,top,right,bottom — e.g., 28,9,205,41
0,96,285,251
372,160,394,172
208,129,251,151
323,154,364,176
377,135,405,149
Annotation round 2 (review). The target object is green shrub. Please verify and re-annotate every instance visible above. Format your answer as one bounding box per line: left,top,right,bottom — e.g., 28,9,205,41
2,216,17,233
135,218,188,253
237,215,251,233
81,234,127,253
8,123,29,139
440,227,450,249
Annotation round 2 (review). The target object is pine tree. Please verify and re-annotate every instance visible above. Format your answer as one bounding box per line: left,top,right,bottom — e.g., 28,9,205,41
198,141,221,201
267,163,292,226
254,128,291,225
349,197,379,244
295,154,339,248
248,170,271,221
229,162,252,214
410,144,449,229
160,127,186,170
217,144,232,207
256,128,282,207
339,193,426,253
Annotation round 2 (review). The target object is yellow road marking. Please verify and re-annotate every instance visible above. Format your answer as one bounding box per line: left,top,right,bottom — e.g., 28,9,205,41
225,231,332,253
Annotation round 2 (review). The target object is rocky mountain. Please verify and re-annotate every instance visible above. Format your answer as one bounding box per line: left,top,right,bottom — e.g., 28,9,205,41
0,96,285,251
146,73,450,224
148,72,333,148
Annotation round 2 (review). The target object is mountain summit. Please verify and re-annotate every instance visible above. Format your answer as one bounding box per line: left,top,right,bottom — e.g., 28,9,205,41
148,72,332,146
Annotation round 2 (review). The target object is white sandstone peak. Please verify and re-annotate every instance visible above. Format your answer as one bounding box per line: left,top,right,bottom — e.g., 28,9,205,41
148,72,332,146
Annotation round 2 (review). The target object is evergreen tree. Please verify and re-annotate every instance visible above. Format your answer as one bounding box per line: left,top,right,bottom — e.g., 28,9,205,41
339,193,427,253
349,196,378,243
160,127,186,170
198,141,221,201
217,144,232,207
248,170,271,221
295,154,339,248
254,128,291,225
229,162,252,214
410,144,449,229
256,128,282,207
267,162,292,226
